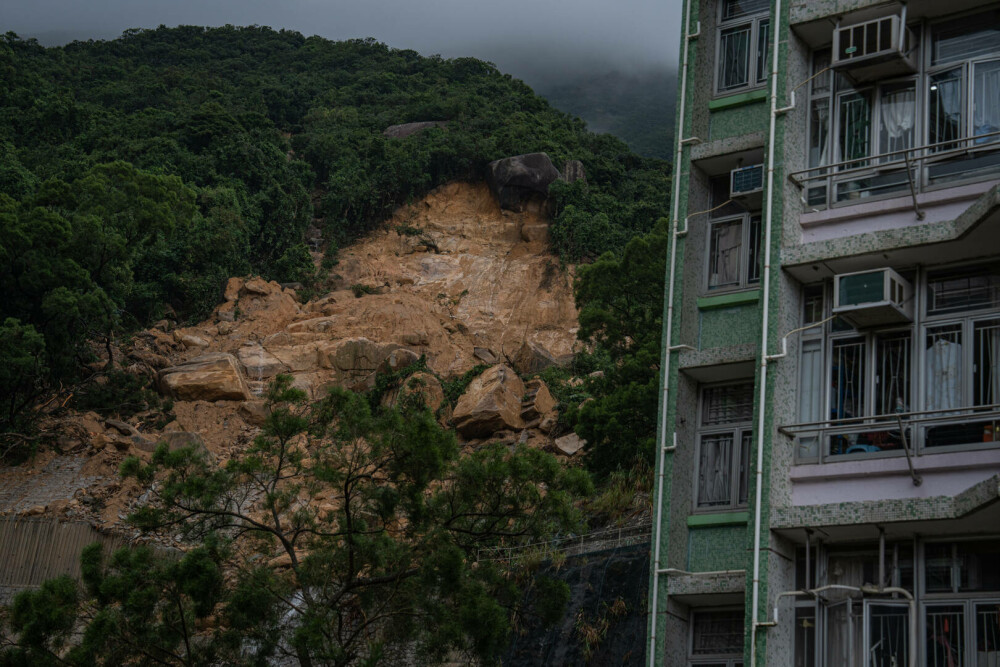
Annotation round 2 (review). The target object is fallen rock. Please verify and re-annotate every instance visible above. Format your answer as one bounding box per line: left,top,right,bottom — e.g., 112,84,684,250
474,347,498,364
237,346,286,379
158,353,251,402
240,400,270,426
130,434,159,452
175,332,210,349
383,372,445,412
553,432,586,456
538,414,558,434
224,277,243,302
511,340,558,375
452,365,525,438
378,348,421,375
383,121,448,139
105,419,138,437
161,431,206,452
485,153,561,212
521,379,557,422
243,277,273,296
318,338,399,375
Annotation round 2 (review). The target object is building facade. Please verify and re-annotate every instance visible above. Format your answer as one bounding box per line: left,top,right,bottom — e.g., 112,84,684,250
648,0,1000,665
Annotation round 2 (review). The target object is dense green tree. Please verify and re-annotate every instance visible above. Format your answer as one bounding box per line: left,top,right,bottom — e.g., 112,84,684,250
568,222,669,478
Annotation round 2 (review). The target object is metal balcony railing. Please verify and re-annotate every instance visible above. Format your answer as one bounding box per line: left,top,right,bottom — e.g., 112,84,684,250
788,131,1000,214
779,403,1000,464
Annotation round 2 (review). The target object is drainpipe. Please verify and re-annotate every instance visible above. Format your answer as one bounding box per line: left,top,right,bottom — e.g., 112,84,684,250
648,0,698,664
749,0,784,662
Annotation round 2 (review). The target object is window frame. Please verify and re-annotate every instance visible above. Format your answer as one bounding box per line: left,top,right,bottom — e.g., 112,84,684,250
694,382,754,511
802,8,1000,210
714,0,771,97
688,607,746,667
793,260,1000,463
704,212,763,295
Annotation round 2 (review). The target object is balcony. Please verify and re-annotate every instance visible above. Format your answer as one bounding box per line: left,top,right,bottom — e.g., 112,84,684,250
789,131,1000,214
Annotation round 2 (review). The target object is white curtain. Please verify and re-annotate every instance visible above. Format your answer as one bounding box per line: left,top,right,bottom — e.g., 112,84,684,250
882,87,916,155
926,339,963,413
974,60,1000,144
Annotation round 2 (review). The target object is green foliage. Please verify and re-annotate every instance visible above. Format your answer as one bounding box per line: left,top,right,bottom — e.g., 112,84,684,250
440,363,490,406
350,283,379,298
567,222,669,479
98,377,591,664
0,26,668,429
71,369,163,418
0,318,47,445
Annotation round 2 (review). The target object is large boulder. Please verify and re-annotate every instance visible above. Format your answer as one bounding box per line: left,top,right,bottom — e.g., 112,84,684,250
452,365,525,438
511,340,559,375
382,372,445,412
485,153,561,211
237,345,286,379
158,353,251,402
317,338,400,374
521,379,557,422
383,121,448,139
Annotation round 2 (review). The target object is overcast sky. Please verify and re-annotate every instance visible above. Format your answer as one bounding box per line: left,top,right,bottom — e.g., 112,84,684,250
5,0,681,87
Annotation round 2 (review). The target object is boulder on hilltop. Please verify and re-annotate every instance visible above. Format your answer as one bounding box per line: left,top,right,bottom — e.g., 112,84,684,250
383,121,448,139
486,153,561,212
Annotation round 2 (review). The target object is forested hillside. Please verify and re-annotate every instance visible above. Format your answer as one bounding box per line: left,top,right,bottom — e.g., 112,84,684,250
0,25,670,665
0,25,669,438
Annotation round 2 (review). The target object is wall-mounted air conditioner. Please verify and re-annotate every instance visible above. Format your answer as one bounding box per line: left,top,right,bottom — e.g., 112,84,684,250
833,268,913,328
832,15,917,83
730,164,764,207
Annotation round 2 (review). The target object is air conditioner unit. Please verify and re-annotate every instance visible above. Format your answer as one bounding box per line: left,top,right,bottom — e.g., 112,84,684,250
832,15,917,83
833,268,913,328
730,164,764,206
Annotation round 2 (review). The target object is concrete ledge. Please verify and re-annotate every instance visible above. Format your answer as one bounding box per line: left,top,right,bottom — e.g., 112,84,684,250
667,571,746,599
708,89,768,111
697,289,760,310
687,511,750,527
773,473,1000,529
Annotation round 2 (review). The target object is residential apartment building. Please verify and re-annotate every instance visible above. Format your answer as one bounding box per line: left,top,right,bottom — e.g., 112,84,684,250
647,0,1000,665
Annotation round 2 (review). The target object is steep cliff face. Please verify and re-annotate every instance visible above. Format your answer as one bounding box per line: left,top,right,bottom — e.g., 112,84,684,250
0,181,582,531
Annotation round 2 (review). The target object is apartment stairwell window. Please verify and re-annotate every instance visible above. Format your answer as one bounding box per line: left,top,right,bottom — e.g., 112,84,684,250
716,0,770,95
695,382,753,509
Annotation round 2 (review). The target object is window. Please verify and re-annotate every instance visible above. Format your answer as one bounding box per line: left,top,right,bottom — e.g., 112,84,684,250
716,0,770,94
792,262,1000,462
791,538,1000,667
690,609,744,666
706,177,762,293
800,9,1000,209
696,383,753,509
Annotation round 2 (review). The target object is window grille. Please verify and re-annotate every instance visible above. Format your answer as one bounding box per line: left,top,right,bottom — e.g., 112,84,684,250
691,609,744,655
702,383,754,425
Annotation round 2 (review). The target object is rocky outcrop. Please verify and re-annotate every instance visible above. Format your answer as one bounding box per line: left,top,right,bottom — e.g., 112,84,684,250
452,365,525,438
158,353,251,402
485,153,561,211
553,433,586,456
383,121,447,139
237,345,286,379
521,379,556,423
383,372,444,412
511,340,559,375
